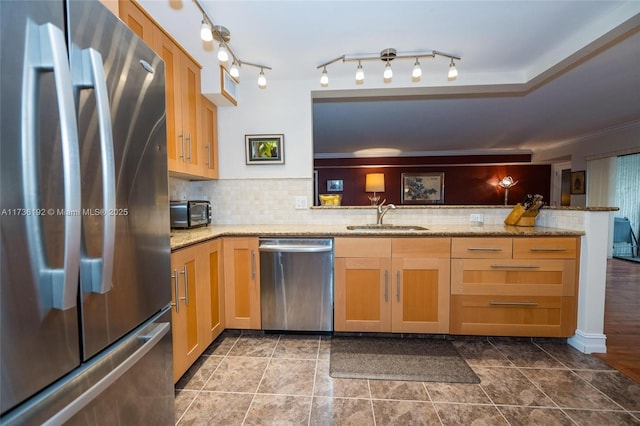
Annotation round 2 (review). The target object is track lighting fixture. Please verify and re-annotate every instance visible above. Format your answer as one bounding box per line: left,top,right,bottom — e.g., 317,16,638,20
448,58,458,80
193,0,272,92
200,19,213,42
317,48,460,87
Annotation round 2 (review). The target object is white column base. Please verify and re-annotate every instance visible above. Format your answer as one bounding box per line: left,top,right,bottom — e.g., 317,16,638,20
568,330,607,354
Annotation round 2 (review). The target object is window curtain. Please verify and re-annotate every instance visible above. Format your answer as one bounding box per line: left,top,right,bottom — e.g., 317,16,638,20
615,153,640,240
587,157,616,207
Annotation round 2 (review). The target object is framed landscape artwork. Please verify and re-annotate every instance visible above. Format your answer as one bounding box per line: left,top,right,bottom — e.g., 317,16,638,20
401,172,445,204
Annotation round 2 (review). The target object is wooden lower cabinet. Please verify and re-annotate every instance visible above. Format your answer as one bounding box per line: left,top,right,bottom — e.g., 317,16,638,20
334,237,451,333
223,237,261,329
170,239,224,382
450,237,579,337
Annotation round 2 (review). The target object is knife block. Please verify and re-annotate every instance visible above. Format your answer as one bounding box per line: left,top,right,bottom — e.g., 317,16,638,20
504,204,539,227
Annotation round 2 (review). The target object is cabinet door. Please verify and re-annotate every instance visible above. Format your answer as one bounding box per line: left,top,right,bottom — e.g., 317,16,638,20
392,257,450,333
200,96,219,178
153,29,183,173
334,257,392,332
170,247,200,382
199,239,224,343
180,55,202,175
223,238,261,329
118,0,155,47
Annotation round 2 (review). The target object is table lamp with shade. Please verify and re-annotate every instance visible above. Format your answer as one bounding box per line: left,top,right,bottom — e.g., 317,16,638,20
366,173,385,205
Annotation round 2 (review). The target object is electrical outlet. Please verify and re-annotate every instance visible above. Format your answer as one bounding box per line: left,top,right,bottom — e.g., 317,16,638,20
294,196,308,210
470,213,484,224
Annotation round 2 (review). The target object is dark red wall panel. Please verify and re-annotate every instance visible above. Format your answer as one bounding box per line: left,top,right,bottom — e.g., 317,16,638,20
315,156,550,206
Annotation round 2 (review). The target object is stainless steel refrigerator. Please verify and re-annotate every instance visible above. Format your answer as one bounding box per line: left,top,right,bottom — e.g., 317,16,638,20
1,0,174,424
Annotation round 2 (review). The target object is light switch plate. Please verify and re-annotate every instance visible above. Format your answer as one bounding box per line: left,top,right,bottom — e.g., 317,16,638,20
294,196,308,210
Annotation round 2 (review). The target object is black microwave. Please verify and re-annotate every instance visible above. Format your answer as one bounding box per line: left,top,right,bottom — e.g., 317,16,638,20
170,200,211,229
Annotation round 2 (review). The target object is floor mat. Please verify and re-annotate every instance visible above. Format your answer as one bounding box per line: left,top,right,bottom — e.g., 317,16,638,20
330,336,480,384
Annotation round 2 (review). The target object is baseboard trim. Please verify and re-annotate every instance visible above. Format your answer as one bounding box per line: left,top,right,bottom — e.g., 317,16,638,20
568,330,607,354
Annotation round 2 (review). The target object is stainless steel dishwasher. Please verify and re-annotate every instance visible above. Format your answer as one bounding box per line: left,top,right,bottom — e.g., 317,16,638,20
259,238,333,331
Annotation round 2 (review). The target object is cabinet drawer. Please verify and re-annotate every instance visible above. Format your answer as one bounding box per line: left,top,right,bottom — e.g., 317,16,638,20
450,295,576,337
334,238,391,258
451,238,512,259
392,238,450,258
513,237,578,259
451,259,576,296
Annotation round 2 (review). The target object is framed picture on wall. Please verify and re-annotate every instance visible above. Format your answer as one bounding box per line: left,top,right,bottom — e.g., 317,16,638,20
245,134,284,164
570,170,586,194
326,179,343,192
401,172,445,204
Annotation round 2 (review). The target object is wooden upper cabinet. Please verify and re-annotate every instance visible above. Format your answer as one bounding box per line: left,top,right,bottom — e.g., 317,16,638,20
118,0,155,48
120,0,211,179
200,96,219,179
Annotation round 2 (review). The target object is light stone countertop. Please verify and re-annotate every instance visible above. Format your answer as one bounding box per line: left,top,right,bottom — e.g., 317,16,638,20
170,224,585,251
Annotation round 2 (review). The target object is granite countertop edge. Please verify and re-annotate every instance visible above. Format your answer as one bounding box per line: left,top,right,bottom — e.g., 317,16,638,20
171,224,585,251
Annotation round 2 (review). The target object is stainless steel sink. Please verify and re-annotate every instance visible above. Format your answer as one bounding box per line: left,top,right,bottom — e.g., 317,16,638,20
346,224,428,231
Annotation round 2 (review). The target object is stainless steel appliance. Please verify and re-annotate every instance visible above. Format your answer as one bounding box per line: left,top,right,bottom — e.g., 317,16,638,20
170,200,211,229
1,0,173,423
259,238,334,331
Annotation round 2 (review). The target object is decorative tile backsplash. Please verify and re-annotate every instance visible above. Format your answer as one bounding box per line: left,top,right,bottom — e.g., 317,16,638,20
169,177,586,230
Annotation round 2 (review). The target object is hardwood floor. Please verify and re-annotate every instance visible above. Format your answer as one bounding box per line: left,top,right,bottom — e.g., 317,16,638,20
593,257,640,383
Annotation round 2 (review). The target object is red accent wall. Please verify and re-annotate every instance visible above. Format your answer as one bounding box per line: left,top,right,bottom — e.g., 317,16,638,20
314,155,550,206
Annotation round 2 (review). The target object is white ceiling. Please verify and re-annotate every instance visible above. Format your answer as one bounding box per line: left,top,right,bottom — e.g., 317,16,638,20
137,1,640,158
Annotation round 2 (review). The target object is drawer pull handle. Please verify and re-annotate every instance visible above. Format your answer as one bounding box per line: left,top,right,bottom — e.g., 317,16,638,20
490,264,540,269
468,247,503,251
530,248,567,252
489,301,539,306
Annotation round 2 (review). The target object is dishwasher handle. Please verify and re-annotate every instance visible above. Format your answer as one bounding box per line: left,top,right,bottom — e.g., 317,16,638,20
259,244,333,253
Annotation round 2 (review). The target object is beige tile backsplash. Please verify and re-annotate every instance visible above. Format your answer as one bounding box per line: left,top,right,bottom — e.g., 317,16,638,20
169,177,585,230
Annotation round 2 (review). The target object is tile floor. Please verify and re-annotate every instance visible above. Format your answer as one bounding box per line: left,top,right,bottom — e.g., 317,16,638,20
175,331,640,425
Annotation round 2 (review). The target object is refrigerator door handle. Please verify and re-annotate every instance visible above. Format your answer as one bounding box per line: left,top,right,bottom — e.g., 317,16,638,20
22,22,81,310
73,47,116,295
42,322,170,426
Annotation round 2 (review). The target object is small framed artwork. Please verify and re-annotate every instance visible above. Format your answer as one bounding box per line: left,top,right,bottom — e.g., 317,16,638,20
401,172,445,204
221,65,238,106
245,134,284,164
570,170,586,194
326,179,343,192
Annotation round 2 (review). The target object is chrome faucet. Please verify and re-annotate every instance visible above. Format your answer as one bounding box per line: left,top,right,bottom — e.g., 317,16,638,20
376,199,396,225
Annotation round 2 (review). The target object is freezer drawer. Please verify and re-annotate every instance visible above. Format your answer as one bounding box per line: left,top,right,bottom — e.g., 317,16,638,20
260,238,334,331
1,308,174,426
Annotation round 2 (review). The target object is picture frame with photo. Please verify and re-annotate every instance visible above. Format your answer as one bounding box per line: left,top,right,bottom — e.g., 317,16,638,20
326,179,343,192
245,134,284,164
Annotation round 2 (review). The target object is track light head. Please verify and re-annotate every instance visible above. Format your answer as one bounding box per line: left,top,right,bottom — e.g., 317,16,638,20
383,61,393,81
258,68,267,89
320,67,329,87
448,59,458,80
412,58,422,79
355,61,364,82
200,19,213,42
230,61,240,78
217,43,229,62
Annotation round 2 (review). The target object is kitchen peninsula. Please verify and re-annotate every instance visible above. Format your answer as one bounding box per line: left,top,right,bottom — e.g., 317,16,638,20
170,205,615,371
